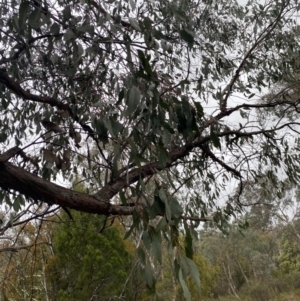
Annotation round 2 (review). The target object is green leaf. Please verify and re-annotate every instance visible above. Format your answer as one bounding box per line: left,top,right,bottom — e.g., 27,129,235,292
0,133,7,143
180,253,189,277
210,131,221,149
128,86,140,115
63,5,71,22
184,229,193,259
124,223,135,239
159,189,171,221
193,101,204,117
129,18,141,31
50,23,60,34
143,17,152,30
19,1,30,29
102,118,116,137
137,246,146,264
152,230,162,264
119,190,127,205
158,147,168,168
94,119,108,144
162,121,175,134
76,42,84,58
186,258,201,291
149,196,165,219
117,89,124,105
177,108,188,136
145,262,155,289
28,8,41,29
77,25,94,33
129,0,136,10
51,54,59,64
12,15,19,30
13,195,24,212
153,30,165,40
142,230,151,250
169,196,183,218
0,190,5,204
64,29,75,41
179,268,191,301
182,99,191,116
125,40,134,72
179,29,194,46
137,50,152,75
155,217,167,231
158,188,168,203
2,98,8,110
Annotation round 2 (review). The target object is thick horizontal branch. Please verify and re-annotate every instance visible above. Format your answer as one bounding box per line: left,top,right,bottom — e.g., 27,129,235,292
0,161,135,216
0,148,216,222
0,71,298,219
0,113,291,221
0,160,217,224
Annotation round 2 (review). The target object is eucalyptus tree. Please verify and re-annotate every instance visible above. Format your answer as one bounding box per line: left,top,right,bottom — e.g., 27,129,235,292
1,0,300,298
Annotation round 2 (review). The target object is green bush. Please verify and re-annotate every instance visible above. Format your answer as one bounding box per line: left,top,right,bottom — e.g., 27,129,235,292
240,281,273,301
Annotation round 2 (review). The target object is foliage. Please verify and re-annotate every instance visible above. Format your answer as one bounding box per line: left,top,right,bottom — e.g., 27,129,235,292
1,0,300,298
277,239,300,274
176,253,219,300
46,211,134,301
2,192,300,300
0,219,54,301
0,209,137,301
196,189,300,301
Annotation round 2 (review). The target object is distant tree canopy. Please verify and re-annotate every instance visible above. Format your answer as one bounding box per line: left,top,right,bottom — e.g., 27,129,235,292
1,0,300,298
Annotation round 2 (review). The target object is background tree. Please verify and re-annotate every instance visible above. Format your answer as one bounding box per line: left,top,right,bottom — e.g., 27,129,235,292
0,216,54,301
46,211,134,301
0,208,139,301
1,0,300,297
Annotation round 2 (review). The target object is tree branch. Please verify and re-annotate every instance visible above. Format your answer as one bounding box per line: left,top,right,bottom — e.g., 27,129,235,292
0,70,99,145
0,241,48,253
220,1,287,108
200,145,242,178
0,161,135,216
0,34,63,65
